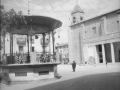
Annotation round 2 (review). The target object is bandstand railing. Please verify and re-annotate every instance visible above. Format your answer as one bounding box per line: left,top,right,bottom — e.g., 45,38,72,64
3,52,55,64
36,52,55,63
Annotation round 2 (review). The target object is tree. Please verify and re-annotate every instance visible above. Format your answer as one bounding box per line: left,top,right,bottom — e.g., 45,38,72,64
0,5,5,50
0,5,26,63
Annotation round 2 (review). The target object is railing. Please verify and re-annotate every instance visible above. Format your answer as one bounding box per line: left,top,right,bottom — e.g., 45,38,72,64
36,53,54,63
14,53,28,64
1,52,55,65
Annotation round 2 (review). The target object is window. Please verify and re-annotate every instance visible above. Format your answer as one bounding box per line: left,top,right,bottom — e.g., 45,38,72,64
38,71,49,75
117,21,119,29
15,72,27,76
93,27,96,34
73,17,76,23
80,16,83,21
19,46,23,53
32,47,34,52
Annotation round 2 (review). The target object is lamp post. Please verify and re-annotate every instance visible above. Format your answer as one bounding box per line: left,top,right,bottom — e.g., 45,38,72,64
28,27,35,52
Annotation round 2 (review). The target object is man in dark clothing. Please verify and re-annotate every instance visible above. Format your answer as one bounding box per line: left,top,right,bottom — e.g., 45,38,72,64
106,60,108,67
72,61,76,72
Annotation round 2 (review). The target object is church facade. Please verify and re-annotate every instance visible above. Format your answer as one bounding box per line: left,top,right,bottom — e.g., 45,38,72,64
68,4,120,64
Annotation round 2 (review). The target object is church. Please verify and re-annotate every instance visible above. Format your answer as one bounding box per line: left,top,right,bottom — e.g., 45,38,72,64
68,4,120,64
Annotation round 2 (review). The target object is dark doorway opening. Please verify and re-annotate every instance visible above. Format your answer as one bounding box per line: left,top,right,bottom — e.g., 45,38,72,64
114,42,120,62
104,43,112,63
32,47,34,52
96,45,103,63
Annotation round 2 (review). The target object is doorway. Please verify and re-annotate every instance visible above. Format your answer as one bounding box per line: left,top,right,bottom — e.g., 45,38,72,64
114,42,120,62
96,45,103,63
32,47,34,52
104,43,112,62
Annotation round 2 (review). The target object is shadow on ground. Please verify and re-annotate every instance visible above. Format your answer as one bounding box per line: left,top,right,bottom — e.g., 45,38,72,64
26,72,120,90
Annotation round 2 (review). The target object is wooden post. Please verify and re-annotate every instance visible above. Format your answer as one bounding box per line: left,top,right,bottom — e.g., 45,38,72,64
0,27,1,63
49,33,51,53
27,34,30,63
10,33,12,64
52,31,55,60
12,34,13,63
3,32,5,55
42,33,46,53
30,35,32,52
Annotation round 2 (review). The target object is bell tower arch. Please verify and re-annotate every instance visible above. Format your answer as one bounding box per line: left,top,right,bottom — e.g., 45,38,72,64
71,4,84,24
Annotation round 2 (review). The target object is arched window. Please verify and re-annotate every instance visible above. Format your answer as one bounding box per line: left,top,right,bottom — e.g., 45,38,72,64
80,16,83,21
73,17,76,23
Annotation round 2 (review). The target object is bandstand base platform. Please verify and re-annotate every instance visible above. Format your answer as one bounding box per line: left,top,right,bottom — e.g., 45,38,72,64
1,63,59,82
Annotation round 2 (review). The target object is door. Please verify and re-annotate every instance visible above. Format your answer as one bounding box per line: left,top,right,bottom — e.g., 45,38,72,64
32,47,34,52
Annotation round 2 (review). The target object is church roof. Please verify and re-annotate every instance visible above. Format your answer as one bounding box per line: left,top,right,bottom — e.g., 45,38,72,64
71,4,83,14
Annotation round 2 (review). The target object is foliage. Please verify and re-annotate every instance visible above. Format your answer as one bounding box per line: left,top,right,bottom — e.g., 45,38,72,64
1,7,26,33
0,5,26,50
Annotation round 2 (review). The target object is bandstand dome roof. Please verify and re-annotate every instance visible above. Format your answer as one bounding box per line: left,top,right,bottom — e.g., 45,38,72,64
12,15,62,35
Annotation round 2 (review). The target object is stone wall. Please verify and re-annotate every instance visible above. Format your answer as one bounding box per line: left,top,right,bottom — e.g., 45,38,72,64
68,25,82,64
83,10,120,44
69,9,120,64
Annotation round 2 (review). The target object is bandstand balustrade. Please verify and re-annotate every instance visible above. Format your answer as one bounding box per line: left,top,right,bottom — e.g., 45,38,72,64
5,52,55,64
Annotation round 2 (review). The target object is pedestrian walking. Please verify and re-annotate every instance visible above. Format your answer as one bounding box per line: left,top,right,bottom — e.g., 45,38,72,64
106,60,108,67
72,61,76,72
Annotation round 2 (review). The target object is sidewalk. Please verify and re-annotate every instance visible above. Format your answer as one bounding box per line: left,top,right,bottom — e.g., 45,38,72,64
1,64,120,90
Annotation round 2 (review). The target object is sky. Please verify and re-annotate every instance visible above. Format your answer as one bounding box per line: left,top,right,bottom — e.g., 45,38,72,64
1,0,120,44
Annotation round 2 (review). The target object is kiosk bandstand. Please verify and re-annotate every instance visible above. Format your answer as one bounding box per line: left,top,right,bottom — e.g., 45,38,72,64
1,15,62,82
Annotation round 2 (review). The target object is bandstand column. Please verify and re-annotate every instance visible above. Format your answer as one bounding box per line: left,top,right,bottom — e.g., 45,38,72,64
10,32,13,64
49,33,51,53
110,42,115,63
12,34,14,63
30,35,32,52
27,34,30,63
52,31,55,59
42,33,46,53
102,44,106,63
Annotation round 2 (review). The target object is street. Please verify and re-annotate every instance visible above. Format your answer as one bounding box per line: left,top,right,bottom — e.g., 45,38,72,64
27,72,120,90
1,64,120,90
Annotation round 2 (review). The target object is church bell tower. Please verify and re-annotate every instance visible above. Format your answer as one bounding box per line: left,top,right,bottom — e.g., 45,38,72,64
68,4,84,64
71,4,84,24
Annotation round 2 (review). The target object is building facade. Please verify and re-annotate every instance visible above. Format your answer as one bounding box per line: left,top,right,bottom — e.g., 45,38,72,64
68,4,120,64
0,33,54,63
55,43,69,64
2,34,47,54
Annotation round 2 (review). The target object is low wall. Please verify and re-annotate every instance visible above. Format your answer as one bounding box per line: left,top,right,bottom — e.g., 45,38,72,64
1,63,59,82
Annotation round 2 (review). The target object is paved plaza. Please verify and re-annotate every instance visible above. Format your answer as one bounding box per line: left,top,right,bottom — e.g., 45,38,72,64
0,64,120,90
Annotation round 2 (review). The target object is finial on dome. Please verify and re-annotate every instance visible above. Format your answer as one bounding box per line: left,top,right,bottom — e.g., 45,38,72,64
76,0,78,5
28,0,30,15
